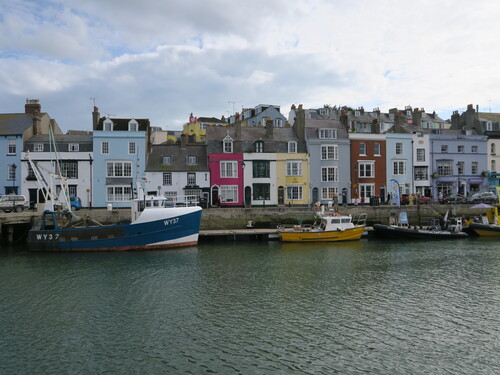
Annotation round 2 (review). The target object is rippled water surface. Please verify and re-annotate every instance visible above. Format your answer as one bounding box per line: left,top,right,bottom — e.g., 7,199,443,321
1,238,499,374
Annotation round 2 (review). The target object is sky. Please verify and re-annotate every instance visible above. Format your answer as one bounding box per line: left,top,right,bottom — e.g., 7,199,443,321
1,0,500,132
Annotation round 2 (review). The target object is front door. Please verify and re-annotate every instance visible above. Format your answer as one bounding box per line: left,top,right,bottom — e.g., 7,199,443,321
278,186,284,205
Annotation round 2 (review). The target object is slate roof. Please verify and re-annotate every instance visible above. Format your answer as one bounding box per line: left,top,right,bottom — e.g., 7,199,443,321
0,113,35,135
206,125,307,154
304,119,349,140
146,143,208,172
95,117,150,131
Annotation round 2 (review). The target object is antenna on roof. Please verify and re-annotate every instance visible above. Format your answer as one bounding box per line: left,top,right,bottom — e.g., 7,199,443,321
89,97,97,107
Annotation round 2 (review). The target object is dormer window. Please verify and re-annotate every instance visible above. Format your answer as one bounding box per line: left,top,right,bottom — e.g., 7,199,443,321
223,135,233,153
103,118,113,131
288,141,297,153
319,129,336,139
389,113,395,120
128,119,138,132
162,155,173,165
255,140,264,153
187,155,198,165
355,111,360,117
34,143,43,152
406,110,411,116
486,122,493,131
260,118,266,127
68,143,79,152
274,118,283,127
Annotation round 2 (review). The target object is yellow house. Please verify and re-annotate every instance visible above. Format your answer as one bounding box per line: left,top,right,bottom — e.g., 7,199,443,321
276,152,310,206
182,114,228,143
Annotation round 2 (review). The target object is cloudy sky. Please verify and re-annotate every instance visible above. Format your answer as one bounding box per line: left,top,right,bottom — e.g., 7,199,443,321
1,0,500,131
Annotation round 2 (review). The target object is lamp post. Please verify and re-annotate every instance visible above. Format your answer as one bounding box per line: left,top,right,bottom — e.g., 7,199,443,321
10,164,17,193
456,162,461,195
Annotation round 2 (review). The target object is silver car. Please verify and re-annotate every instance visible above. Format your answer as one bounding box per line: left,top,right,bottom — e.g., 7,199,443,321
0,195,30,212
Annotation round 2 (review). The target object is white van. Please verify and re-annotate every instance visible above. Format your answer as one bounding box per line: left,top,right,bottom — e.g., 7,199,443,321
0,195,30,212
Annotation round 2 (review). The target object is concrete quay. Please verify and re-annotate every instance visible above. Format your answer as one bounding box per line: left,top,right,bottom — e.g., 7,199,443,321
0,204,482,244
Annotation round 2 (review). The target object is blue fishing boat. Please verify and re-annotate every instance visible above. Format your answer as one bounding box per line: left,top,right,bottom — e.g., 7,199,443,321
28,195,202,251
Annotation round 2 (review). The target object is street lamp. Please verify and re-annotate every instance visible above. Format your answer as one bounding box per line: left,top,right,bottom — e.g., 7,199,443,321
10,164,17,192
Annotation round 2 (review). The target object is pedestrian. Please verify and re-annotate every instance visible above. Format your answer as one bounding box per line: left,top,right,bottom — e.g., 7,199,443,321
342,191,347,207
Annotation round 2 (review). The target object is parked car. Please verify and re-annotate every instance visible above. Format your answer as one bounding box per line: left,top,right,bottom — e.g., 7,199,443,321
467,191,498,204
70,196,82,211
401,194,432,205
441,193,466,204
0,194,30,212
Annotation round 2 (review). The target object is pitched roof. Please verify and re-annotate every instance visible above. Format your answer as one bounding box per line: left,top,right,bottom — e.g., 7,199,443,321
0,113,34,135
146,143,208,172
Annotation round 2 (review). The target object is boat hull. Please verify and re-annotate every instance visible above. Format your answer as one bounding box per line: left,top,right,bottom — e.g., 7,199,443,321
468,222,500,236
279,226,365,242
373,224,468,240
28,207,202,251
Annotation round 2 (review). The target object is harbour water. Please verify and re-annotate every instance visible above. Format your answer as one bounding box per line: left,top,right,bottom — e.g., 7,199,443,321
0,238,499,374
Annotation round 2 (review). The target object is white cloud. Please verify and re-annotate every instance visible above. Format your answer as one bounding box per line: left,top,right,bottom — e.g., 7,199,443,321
1,0,500,130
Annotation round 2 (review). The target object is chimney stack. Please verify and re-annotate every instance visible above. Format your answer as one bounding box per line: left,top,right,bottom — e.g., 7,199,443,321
92,106,100,130
25,98,41,115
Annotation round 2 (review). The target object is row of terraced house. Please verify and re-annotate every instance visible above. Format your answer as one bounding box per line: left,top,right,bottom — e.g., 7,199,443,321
2,99,500,209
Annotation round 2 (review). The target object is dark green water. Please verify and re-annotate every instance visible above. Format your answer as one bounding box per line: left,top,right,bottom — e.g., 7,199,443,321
0,238,499,374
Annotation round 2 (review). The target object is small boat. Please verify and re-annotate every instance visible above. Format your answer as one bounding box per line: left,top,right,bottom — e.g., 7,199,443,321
373,211,468,240
28,194,202,251
467,204,500,236
278,212,367,242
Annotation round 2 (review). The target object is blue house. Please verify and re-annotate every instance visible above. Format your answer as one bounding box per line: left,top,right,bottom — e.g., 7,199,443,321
91,107,150,208
385,133,414,195
429,130,488,198
0,99,62,195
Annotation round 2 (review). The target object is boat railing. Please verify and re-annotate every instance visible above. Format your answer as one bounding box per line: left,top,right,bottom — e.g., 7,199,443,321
142,195,199,209
352,213,368,226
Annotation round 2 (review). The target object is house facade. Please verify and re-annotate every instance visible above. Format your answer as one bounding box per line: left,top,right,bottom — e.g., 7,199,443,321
91,107,150,208
21,134,93,207
0,99,62,195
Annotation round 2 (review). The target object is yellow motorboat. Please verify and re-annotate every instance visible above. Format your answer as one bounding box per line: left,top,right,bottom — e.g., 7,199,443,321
279,213,367,242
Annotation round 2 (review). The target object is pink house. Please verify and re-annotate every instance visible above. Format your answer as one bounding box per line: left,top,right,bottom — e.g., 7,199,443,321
208,152,244,207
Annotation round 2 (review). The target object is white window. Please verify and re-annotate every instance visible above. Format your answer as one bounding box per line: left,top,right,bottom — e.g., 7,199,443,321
374,143,381,156
187,173,196,185
8,139,16,154
223,135,233,153
101,141,109,154
128,142,136,155
321,145,338,160
457,161,464,175
286,161,302,176
106,161,132,177
220,161,237,178
396,142,403,155
358,161,374,178
437,161,453,176
458,145,464,153
274,118,283,127
471,145,478,153
103,119,113,131
68,143,79,152
288,141,297,153
220,185,238,203
320,129,337,139
33,143,43,152
286,185,303,200
486,122,493,131
393,161,406,175
471,162,478,174
359,183,375,199
321,166,338,182
321,187,338,200
416,148,425,162
106,186,132,202
162,155,172,165
163,173,172,185
200,122,208,130
492,160,496,173
441,145,448,153
128,119,138,131
359,143,366,156
255,141,264,153
187,155,198,165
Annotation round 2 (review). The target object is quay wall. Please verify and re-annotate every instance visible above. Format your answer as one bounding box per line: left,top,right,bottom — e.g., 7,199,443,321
0,204,484,243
